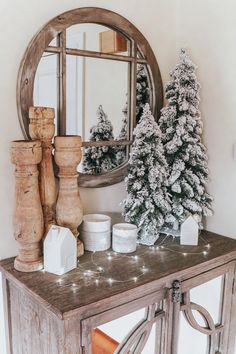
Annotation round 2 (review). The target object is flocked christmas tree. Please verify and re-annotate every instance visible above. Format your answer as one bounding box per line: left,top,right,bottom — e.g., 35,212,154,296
123,104,171,245
115,103,128,166
116,64,150,165
83,105,117,174
159,49,213,231
136,64,150,122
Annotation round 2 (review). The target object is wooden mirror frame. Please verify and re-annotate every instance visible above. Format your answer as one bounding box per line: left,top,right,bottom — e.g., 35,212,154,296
17,7,163,187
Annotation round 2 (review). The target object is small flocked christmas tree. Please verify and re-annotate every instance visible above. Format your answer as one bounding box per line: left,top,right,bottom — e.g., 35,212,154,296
116,64,150,165
159,49,213,231
136,64,150,122
116,103,128,166
83,105,117,174
123,104,171,245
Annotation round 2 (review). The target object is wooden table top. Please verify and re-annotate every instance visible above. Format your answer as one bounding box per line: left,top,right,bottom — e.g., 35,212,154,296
1,230,236,319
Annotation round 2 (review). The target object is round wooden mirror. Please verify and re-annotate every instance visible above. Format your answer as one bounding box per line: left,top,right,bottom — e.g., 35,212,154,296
17,7,163,187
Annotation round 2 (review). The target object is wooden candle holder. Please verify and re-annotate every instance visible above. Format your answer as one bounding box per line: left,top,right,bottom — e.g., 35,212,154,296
54,136,84,257
11,140,44,272
29,107,57,234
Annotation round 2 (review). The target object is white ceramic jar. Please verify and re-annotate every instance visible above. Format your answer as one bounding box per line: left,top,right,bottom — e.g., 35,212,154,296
82,214,111,232
112,223,137,253
80,214,111,251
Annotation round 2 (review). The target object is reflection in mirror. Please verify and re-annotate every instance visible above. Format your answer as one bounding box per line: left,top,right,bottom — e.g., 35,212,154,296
190,276,222,324
178,276,223,354
136,64,151,122
95,308,157,353
18,7,163,187
66,56,129,140
66,23,129,56
82,105,129,174
33,52,58,133
48,37,58,47
178,312,208,354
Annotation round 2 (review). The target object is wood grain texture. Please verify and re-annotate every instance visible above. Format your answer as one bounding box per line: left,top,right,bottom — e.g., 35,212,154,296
16,7,164,188
29,106,57,235
10,140,44,272
9,281,64,354
1,230,236,318
1,275,11,354
55,136,84,257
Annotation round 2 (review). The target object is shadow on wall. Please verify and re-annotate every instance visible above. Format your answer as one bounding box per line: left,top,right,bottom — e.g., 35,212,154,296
79,182,126,214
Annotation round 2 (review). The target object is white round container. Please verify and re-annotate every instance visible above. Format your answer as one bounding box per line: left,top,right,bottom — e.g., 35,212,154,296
82,214,111,232
112,223,138,253
81,230,111,251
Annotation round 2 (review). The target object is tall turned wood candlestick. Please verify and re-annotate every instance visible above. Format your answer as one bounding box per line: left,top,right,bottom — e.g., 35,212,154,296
11,140,44,272
54,136,84,257
29,106,57,234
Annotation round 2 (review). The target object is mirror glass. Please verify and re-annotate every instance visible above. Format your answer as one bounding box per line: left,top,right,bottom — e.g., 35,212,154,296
18,7,163,186
66,23,129,56
33,25,152,175
33,52,58,133
66,56,129,140
94,308,157,353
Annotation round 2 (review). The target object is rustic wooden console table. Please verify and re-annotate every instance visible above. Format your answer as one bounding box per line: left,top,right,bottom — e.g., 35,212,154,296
1,230,236,354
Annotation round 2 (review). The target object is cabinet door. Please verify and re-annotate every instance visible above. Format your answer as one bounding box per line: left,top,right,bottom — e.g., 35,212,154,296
169,261,236,354
81,289,167,354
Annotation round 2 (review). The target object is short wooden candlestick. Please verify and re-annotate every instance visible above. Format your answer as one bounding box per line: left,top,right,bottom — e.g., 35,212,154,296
55,136,84,257
29,106,57,234
11,140,44,272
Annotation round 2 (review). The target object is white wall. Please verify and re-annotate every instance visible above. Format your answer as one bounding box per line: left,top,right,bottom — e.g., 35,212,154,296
176,0,236,239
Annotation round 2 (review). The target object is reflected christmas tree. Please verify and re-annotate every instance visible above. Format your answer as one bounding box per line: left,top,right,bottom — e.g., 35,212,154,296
83,105,117,174
116,64,150,166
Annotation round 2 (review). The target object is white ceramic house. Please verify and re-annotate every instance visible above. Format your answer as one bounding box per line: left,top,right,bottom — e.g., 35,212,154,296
180,216,199,246
44,225,77,275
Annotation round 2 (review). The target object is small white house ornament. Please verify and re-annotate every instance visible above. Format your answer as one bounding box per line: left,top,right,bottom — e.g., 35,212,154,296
44,225,77,275
180,216,199,246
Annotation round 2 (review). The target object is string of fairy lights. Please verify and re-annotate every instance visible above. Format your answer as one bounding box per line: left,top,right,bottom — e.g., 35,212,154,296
42,232,212,293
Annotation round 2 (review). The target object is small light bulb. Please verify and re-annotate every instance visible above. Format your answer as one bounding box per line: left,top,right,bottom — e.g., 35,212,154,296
160,246,164,249
133,277,138,282
108,278,113,284
97,267,103,272
133,255,139,260
142,266,148,273
57,278,63,284
203,251,208,256
95,279,99,285
156,246,160,250
183,253,187,256
108,255,112,260
150,246,155,250
72,283,76,287
206,244,211,249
